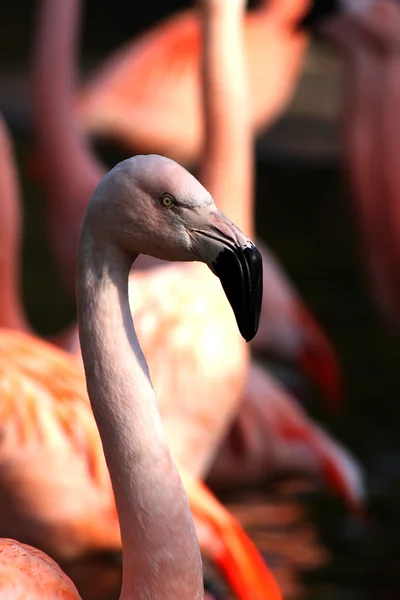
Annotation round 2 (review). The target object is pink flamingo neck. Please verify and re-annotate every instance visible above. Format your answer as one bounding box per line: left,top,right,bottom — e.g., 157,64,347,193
198,4,254,239
0,117,30,332
31,0,103,199
334,23,398,321
77,223,203,598
376,45,400,323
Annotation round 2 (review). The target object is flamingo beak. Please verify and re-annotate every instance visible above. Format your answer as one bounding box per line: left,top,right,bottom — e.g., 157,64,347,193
191,210,263,342
212,243,263,343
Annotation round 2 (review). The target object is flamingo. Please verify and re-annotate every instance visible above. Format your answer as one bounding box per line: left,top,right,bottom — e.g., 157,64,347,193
0,154,282,599
195,0,341,408
0,121,277,595
30,0,342,409
31,0,252,479
0,116,29,332
29,0,359,498
191,0,362,495
75,0,311,165
300,0,400,327
208,361,364,515
0,111,364,573
0,6,363,591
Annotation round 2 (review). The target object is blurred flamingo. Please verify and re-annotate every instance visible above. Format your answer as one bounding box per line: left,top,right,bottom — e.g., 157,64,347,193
300,0,400,327
0,263,277,597
30,0,342,410
0,299,278,596
0,116,29,332
0,154,282,599
75,0,310,165
209,361,364,515
0,122,363,579
19,0,352,507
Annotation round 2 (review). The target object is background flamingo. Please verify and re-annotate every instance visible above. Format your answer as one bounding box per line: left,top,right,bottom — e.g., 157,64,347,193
0,115,29,332
2,0,398,597
300,0,400,328
0,325,279,598
28,0,360,495
0,78,276,598
75,0,311,165
0,153,281,600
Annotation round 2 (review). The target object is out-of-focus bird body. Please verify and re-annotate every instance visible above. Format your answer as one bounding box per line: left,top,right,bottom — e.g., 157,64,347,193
77,7,309,164
0,330,118,559
127,261,247,477
0,539,81,600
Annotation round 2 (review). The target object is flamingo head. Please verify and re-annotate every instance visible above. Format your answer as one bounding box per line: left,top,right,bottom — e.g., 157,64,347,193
84,154,263,342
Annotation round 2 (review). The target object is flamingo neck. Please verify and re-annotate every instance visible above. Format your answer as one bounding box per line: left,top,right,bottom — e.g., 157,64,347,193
31,0,102,198
198,6,254,239
76,224,203,600
0,261,27,332
0,120,29,332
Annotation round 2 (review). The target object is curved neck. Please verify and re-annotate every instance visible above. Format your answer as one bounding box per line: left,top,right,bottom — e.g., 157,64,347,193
198,5,254,239
0,118,30,332
31,0,103,199
77,222,203,599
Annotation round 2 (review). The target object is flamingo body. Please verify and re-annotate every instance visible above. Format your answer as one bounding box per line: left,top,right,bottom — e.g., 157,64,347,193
127,261,247,477
210,362,364,511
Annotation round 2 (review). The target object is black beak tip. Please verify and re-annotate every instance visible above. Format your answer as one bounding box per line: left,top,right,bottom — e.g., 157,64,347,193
241,245,262,343
212,244,263,344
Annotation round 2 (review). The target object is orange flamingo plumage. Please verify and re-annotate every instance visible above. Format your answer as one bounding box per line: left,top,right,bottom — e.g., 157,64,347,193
0,154,282,599
76,0,310,165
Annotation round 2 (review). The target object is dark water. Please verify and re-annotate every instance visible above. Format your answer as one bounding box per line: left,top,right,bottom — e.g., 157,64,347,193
3,2,400,598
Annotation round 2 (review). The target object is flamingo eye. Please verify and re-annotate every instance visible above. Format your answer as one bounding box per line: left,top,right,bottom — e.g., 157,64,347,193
160,193,175,208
